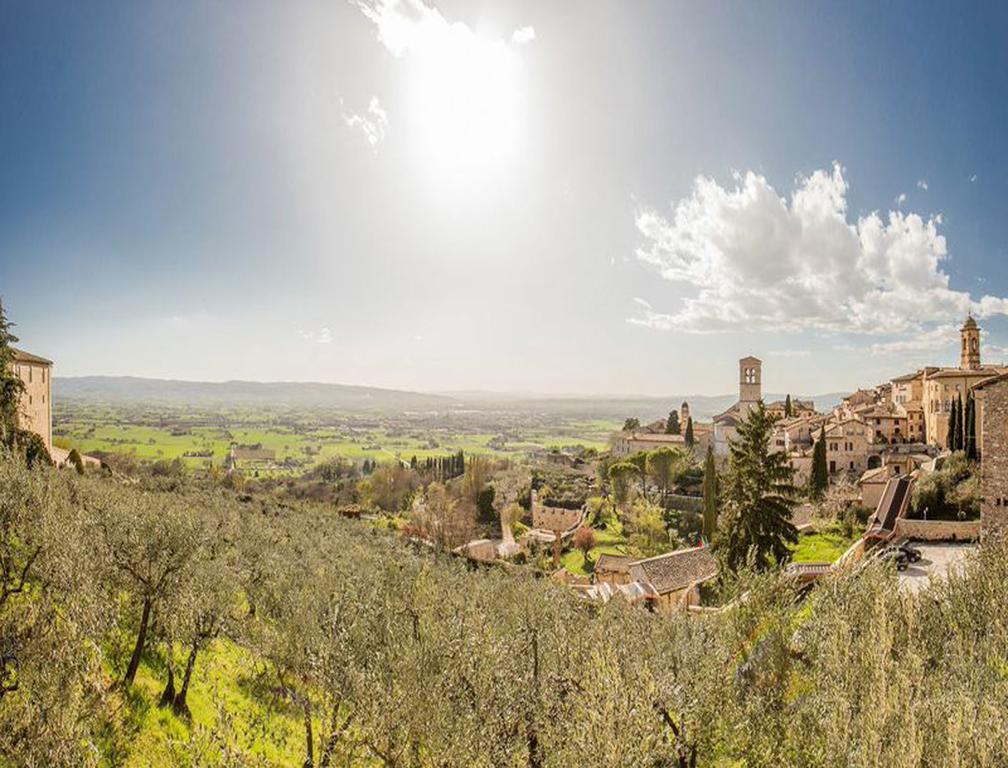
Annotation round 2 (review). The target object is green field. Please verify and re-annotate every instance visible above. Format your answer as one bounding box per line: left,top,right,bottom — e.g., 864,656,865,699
789,527,858,564
53,403,619,474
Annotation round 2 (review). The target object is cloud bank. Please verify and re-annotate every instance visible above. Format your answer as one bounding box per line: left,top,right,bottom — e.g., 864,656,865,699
354,0,533,58
632,163,1008,336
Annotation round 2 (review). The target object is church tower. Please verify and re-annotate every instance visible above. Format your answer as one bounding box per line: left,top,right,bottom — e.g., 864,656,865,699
961,315,981,370
739,356,762,415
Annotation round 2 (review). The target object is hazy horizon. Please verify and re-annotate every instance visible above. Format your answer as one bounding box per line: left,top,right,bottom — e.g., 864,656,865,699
4,1,1008,396
52,370,850,402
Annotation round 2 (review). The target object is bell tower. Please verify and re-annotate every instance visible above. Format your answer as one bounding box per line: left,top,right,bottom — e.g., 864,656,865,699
961,315,981,370
739,356,762,415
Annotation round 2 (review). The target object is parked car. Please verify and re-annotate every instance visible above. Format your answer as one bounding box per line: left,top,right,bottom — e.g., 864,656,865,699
874,545,910,571
893,540,922,563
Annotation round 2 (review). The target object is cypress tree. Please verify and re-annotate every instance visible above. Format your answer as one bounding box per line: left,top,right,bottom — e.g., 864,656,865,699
947,398,959,452
965,391,978,460
808,425,829,500
684,417,695,448
702,445,718,540
956,394,965,451
784,394,793,418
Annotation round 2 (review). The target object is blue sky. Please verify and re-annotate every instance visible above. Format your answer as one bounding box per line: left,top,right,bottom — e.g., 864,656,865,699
2,0,1007,396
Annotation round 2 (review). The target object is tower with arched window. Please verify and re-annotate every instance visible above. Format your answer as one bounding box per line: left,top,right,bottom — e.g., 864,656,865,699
961,315,981,370
739,356,762,415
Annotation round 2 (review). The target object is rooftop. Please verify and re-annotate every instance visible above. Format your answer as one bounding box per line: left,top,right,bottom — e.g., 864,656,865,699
595,554,634,573
628,546,718,595
12,347,52,366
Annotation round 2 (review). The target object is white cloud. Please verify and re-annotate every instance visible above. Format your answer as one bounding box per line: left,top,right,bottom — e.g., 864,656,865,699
298,327,333,344
341,96,388,152
868,325,956,356
895,192,906,206
767,349,811,358
511,26,535,45
631,163,1008,339
916,179,929,191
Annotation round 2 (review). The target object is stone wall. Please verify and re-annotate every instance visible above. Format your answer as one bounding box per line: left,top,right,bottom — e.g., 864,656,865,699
529,489,583,533
892,518,981,542
980,378,1008,538
532,505,583,533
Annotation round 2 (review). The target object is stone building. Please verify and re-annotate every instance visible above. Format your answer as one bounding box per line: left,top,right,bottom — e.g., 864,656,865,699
824,418,872,475
766,398,816,420
11,348,53,453
975,373,1008,538
611,429,711,458
906,317,1008,450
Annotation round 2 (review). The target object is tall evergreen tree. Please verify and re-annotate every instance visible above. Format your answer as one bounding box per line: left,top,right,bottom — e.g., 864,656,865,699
955,394,965,451
701,445,718,541
684,417,695,448
947,398,959,452
720,402,799,573
665,411,680,435
808,425,829,500
965,391,978,460
784,394,793,418
0,300,25,450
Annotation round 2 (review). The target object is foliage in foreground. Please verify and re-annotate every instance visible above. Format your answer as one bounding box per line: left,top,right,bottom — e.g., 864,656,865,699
3,455,1008,767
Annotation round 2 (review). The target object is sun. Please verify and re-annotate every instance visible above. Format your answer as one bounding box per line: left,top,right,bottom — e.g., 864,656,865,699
403,24,523,181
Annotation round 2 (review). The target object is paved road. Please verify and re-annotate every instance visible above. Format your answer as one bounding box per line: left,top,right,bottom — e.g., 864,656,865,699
897,542,976,594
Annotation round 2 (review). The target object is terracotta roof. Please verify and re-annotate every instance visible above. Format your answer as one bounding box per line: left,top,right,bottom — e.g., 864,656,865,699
962,315,978,330
628,547,718,595
739,355,762,364
12,347,52,365
594,554,634,573
927,366,1006,380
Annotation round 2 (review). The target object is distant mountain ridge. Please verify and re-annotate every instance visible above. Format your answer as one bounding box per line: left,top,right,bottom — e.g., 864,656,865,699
54,376,459,411
55,376,849,420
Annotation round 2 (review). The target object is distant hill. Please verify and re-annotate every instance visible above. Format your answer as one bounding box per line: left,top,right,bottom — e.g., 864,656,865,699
54,376,459,412
55,376,849,420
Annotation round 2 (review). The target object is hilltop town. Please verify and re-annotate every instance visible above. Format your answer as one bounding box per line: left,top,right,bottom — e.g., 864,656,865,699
6,301,1008,765
8,310,1008,609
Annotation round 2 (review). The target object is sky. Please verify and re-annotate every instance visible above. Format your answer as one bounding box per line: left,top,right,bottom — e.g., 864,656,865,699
2,0,1008,397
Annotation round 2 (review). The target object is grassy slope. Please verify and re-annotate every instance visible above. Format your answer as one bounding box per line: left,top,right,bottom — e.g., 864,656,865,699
105,640,306,767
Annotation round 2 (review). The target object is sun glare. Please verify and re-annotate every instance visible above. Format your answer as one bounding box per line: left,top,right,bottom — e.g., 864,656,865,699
404,23,523,181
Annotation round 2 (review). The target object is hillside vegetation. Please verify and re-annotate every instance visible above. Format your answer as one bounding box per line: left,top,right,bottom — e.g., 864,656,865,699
3,454,1008,767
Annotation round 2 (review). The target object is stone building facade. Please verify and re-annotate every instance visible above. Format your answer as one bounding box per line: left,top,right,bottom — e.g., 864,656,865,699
975,373,1008,538
11,348,53,453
